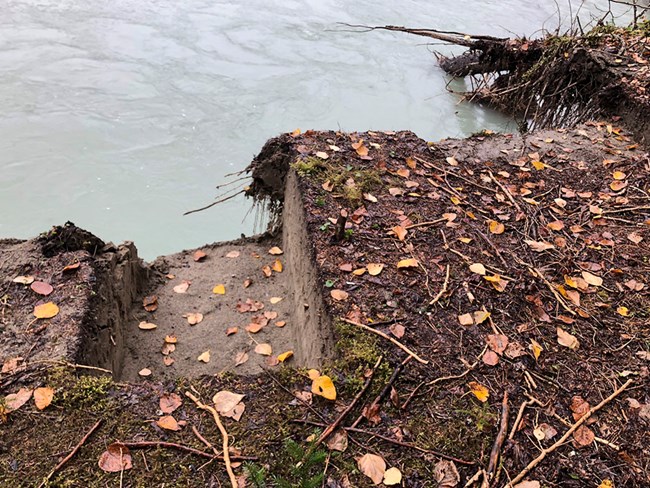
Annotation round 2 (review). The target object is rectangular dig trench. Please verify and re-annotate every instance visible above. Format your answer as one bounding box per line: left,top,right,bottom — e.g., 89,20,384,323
91,173,333,382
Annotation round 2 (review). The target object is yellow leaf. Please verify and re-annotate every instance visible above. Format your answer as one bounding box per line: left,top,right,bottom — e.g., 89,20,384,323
397,258,418,269
33,302,59,319
557,327,579,350
138,321,157,330
312,375,336,400
610,180,627,191
277,351,294,362
33,387,54,410
391,225,408,241
307,369,321,380
458,237,472,244
213,284,226,295
357,453,386,485
547,220,564,231
532,160,546,170
473,310,490,324
530,339,543,360
468,381,489,402
330,289,349,301
383,467,402,486
617,306,629,317
489,220,505,234
254,343,272,356
469,263,486,275
450,196,461,205
197,350,211,363
612,171,626,180
598,480,614,488
270,296,283,304
352,267,366,276
268,246,283,255
367,263,385,276
272,259,283,273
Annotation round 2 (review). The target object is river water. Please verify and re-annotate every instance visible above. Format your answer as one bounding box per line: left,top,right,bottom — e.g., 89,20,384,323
0,0,634,259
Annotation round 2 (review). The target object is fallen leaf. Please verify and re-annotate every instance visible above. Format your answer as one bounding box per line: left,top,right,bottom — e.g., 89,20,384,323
173,281,191,293
161,343,175,355
222,402,245,421
617,306,629,317
160,393,182,414
272,259,283,273
530,339,543,360
489,220,505,234
557,327,579,350
226,326,238,335
234,351,249,366
389,324,405,338
482,350,500,366
226,250,240,258
213,284,226,295
163,357,175,366
193,250,207,261
433,459,460,488
573,425,595,447
397,258,418,269
34,302,59,319
308,369,321,380
513,481,540,488
330,289,349,301
255,343,273,356
610,180,627,191
581,271,603,287
197,350,210,363
525,240,555,252
469,263,487,275
213,391,245,414
357,453,386,485
312,375,337,400
628,232,643,244
164,335,177,344
487,334,508,354
5,388,33,412
262,265,272,277
277,351,294,362
364,193,378,203
458,313,474,326
270,296,283,304
143,295,158,312
547,220,564,231
468,381,489,402
322,180,334,192
243,279,252,288
98,443,132,473
570,396,590,421
13,275,34,285
246,322,264,333
315,151,329,159
157,415,181,431
597,481,614,488
473,310,490,324
138,368,152,377
30,281,53,296
33,387,54,410
383,467,402,486
186,313,203,325
275,321,286,328
326,429,348,452
367,263,384,276
268,246,283,255
138,321,157,330
392,226,408,241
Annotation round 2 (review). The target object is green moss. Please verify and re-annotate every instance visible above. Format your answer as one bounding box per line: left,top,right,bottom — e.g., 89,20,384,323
54,373,114,412
292,157,326,176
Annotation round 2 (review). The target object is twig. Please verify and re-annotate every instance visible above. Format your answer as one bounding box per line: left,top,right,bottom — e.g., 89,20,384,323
311,356,382,453
39,419,103,487
413,155,498,193
262,368,329,422
489,171,522,211
506,379,633,487
430,264,450,305
292,419,475,465
37,360,113,375
185,391,238,488
340,318,429,364
192,425,220,456
183,189,245,216
405,218,447,230
351,356,411,428
117,441,256,461
401,381,425,410
528,266,576,316
508,400,532,440
428,346,487,385
487,392,509,480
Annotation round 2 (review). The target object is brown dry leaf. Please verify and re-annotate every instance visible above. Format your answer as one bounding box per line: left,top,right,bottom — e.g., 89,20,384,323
628,232,643,244
234,351,249,366
30,281,53,296
161,343,175,355
489,220,505,234
396,168,410,178
262,265,272,277
272,259,283,273
2,357,23,374
243,279,252,288
197,350,210,363
138,321,157,330
98,443,133,473
157,415,181,431
397,258,418,269
446,156,459,166
213,284,226,295
222,402,245,421
173,280,191,294
547,220,565,231
482,350,500,366
357,453,386,485
533,422,557,441
525,240,555,252
458,313,474,326
5,388,33,412
277,351,294,362
311,375,336,400
255,343,273,356
33,302,59,319
433,459,460,488
322,180,334,192
392,225,408,241
143,295,158,312
557,327,580,350
469,263,487,275
275,321,286,328
226,250,240,258
355,144,369,157
610,180,627,191
160,393,182,414
573,425,595,447
468,381,489,402
186,313,203,325
326,429,348,452
363,193,378,203
264,311,278,320
213,391,245,414
487,334,509,354
226,326,238,336
570,396,591,421
389,324,405,338
367,263,384,276
270,296,283,304
581,271,603,287
473,310,490,324
164,335,177,344
33,387,54,410
330,289,349,301
13,275,34,285
315,151,329,160
193,250,207,261
530,339,543,360
163,357,175,366
268,246,283,255
246,322,264,333
138,368,152,377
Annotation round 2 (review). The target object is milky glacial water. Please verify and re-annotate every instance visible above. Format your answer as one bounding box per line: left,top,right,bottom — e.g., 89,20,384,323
0,0,634,259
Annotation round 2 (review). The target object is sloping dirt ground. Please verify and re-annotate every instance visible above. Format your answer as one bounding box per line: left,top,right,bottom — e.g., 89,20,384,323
1,121,649,487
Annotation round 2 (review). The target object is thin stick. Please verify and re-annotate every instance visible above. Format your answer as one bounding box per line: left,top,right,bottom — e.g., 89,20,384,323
430,264,450,305
37,360,113,375
529,267,576,316
405,218,447,230
292,420,475,465
39,419,103,487
487,392,509,479
183,189,245,216
186,391,238,488
508,400,532,440
351,356,411,428
117,441,256,461
192,425,220,456
506,379,633,487
489,171,521,211
401,381,425,410
413,156,498,194
340,319,429,364
308,356,382,456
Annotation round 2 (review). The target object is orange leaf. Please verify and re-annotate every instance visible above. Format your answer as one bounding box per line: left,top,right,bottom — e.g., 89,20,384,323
392,225,408,241
468,381,489,402
330,289,349,301
157,415,181,431
489,220,505,234
311,375,337,400
213,284,226,295
397,258,418,269
34,302,59,319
